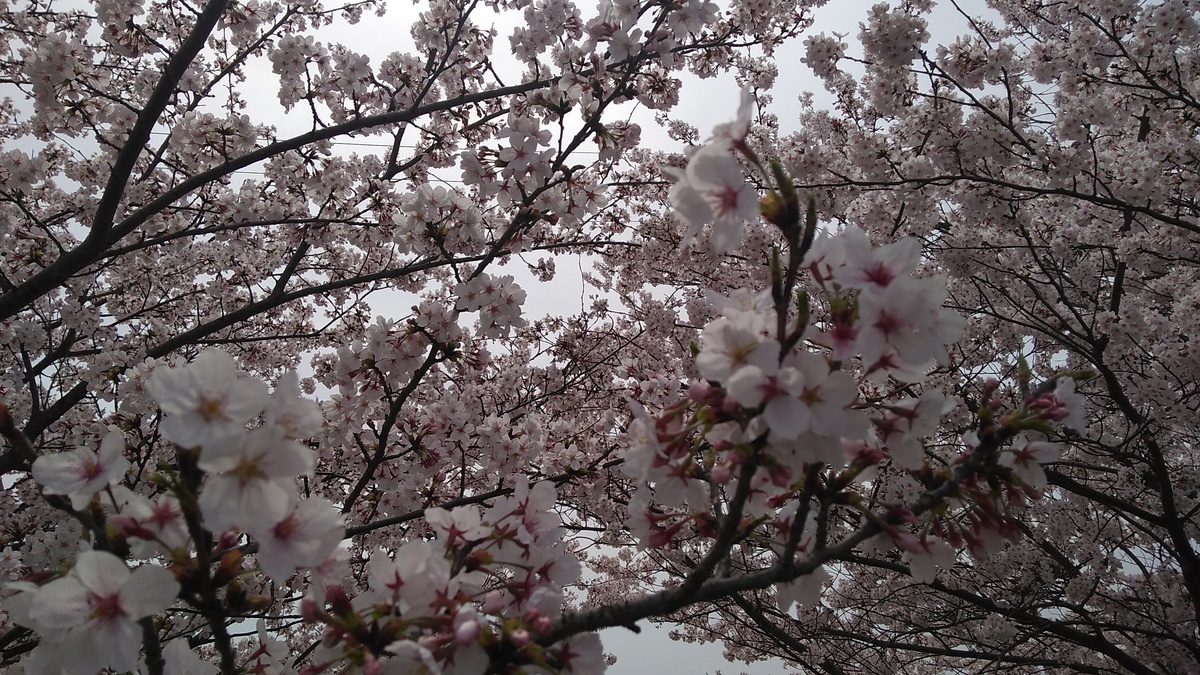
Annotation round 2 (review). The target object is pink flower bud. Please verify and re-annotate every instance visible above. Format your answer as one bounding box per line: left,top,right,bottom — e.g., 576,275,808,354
510,628,531,648
711,461,732,484
456,619,481,644
767,463,792,487
482,590,505,614
688,380,719,404
721,396,740,414
300,596,325,622
216,531,240,553
325,584,353,616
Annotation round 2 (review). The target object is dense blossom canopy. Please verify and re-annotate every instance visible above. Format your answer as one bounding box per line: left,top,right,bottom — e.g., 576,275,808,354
0,0,1196,673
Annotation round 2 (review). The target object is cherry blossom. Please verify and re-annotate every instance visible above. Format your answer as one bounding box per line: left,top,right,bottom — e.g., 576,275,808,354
670,144,760,252
26,550,178,675
145,349,270,451
108,488,190,555
857,276,963,371
426,505,491,547
384,640,444,675
196,425,315,533
787,351,860,438
712,88,755,152
726,363,808,439
895,534,957,585
250,496,345,582
1000,435,1061,491
776,566,830,614
31,430,129,510
694,317,777,382
368,540,453,616
833,227,921,291
265,371,323,439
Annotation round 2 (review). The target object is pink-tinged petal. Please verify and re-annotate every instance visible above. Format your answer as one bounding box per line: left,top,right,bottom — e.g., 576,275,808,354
192,432,248,473
260,438,316,478
387,641,443,675
255,536,301,583
555,632,605,675
23,642,69,674
906,551,937,584
145,365,200,415
446,641,489,675
696,318,771,382
266,371,323,438
161,638,211,673
75,549,130,596
889,437,926,470
1053,377,1087,430
726,365,768,407
686,145,742,189
221,377,270,423
201,427,313,478
764,396,808,440
120,564,178,618
85,613,144,674
669,178,713,237
878,237,921,276
29,577,89,629
95,432,127,467
253,497,344,582
775,365,805,395
31,451,89,507
776,566,830,614
200,474,292,533
60,628,105,675
188,349,241,395
841,236,921,289
158,414,217,450
709,217,745,253
1030,441,1061,464
808,407,844,438
148,350,270,450
1021,464,1049,490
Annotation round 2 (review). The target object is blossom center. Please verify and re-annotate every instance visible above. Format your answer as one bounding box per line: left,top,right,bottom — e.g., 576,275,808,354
232,459,267,486
873,310,903,336
80,457,103,480
89,591,126,622
197,395,228,422
864,262,897,287
715,185,742,216
272,513,299,540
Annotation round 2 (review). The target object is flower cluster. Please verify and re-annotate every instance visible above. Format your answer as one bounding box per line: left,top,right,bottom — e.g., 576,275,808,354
31,430,129,510
304,479,603,674
621,94,1082,618
144,349,340,581
803,226,964,379
13,341,614,674
668,91,758,252
455,273,528,339
7,551,179,674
